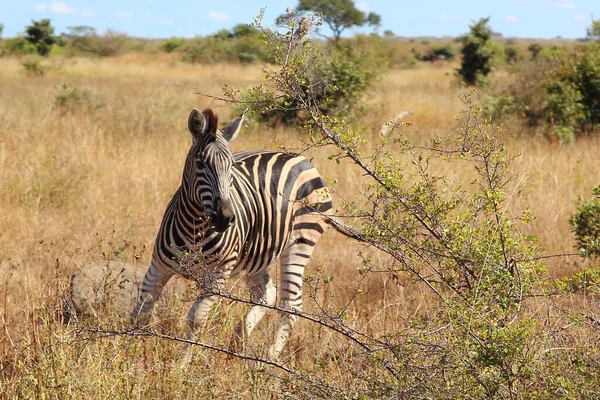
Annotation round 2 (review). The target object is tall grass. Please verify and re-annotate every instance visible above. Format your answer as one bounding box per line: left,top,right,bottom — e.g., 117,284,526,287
0,54,598,397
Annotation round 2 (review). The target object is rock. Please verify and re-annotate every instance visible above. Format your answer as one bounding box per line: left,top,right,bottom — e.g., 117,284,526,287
68,260,186,321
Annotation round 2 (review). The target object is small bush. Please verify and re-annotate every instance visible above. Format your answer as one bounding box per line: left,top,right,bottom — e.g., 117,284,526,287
486,44,600,140
528,43,542,60
180,24,271,64
54,83,100,113
60,28,144,57
5,36,37,55
159,38,185,53
545,45,600,138
431,45,456,60
21,57,47,76
571,186,600,258
421,45,456,62
236,30,388,126
505,46,519,64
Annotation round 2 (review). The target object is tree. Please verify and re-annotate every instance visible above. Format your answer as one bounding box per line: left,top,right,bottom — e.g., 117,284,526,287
292,0,381,41
25,19,57,56
64,25,97,38
586,16,600,42
63,26,96,50
527,43,542,60
0,23,4,38
457,17,493,85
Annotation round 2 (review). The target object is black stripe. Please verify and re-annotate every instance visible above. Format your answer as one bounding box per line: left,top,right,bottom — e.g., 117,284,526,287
294,201,333,217
288,294,302,302
283,279,302,290
294,253,311,259
296,177,326,201
282,288,298,296
293,222,324,234
284,271,304,278
295,237,316,246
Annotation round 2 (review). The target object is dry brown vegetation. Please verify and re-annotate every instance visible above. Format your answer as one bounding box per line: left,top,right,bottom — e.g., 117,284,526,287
0,53,599,398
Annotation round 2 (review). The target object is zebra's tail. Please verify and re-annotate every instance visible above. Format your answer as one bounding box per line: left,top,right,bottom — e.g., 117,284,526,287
325,215,367,242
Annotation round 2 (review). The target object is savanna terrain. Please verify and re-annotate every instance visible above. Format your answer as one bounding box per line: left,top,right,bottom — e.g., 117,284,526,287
0,50,599,398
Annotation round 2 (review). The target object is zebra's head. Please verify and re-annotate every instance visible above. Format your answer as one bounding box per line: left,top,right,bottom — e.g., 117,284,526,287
186,108,245,233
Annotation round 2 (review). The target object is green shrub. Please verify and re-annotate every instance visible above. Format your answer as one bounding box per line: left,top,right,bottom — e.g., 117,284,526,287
421,45,456,62
236,29,387,126
431,44,456,60
159,38,186,53
180,24,271,64
21,57,47,76
505,46,519,64
527,43,542,60
54,83,101,113
545,45,600,138
457,18,494,85
570,186,600,258
486,44,600,140
5,36,37,55
181,37,234,63
60,28,144,57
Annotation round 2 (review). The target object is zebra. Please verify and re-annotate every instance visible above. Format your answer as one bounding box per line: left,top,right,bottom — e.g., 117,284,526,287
132,107,357,360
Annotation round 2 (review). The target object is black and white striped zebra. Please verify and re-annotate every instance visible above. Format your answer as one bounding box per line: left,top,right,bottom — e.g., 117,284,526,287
132,107,351,359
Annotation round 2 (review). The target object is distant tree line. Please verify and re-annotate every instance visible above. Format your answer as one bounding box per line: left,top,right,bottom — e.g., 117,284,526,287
1,2,599,139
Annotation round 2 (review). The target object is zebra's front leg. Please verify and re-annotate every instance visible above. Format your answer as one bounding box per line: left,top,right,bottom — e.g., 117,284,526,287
180,266,232,366
131,259,175,326
230,271,277,353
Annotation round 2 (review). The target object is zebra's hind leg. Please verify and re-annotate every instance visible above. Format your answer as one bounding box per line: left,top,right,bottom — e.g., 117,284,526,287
269,220,325,360
230,270,277,353
131,260,175,326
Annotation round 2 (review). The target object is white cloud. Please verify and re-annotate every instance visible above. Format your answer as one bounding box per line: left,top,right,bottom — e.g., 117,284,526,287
115,11,133,19
575,13,585,20
356,1,370,12
554,1,575,8
158,18,173,25
35,2,92,16
49,2,74,14
505,15,519,23
208,10,231,22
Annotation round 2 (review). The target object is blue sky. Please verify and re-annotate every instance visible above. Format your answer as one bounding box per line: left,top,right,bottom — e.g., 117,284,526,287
0,1,597,39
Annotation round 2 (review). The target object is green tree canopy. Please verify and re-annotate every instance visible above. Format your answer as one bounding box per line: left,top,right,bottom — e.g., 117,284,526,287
457,17,493,85
25,19,57,56
586,16,600,42
64,25,98,38
292,0,381,41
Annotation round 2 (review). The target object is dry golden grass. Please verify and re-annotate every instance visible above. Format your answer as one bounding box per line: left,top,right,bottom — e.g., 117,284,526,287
0,54,598,398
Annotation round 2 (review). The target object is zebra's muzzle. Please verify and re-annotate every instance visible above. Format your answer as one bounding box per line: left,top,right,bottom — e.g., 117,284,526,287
211,196,235,232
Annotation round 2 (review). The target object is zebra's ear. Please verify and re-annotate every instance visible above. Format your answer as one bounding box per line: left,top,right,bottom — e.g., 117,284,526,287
220,110,246,142
188,108,218,140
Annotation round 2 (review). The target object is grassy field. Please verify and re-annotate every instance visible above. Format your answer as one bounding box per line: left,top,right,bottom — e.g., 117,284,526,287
0,54,599,398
